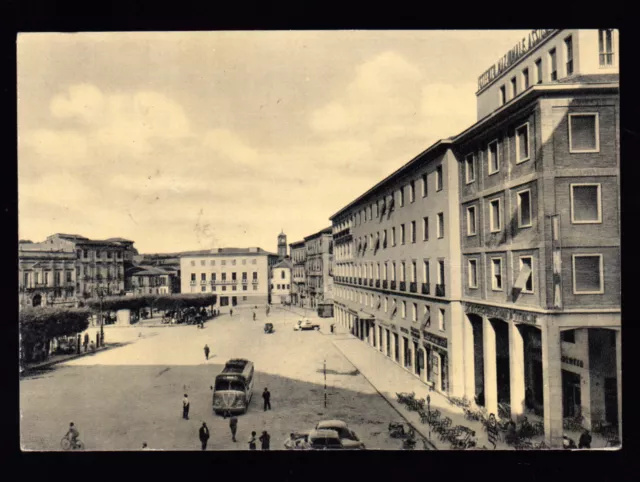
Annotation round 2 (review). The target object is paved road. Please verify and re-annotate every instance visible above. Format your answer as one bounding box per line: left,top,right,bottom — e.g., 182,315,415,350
20,307,408,451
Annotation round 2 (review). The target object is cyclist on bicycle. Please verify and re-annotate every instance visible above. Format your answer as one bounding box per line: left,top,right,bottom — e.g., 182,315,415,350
66,422,79,447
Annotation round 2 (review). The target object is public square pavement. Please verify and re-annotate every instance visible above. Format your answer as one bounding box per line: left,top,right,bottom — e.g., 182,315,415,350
20,307,409,451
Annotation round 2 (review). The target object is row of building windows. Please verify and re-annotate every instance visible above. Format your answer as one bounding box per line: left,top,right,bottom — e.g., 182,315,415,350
198,284,260,292
190,271,259,281
333,165,445,233
79,249,123,260
498,31,614,107
337,287,446,331
191,258,258,267
271,284,291,290
22,270,75,286
336,258,445,286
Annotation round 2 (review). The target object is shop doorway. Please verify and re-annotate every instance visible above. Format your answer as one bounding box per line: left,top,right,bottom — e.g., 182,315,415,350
386,329,391,357
414,343,423,377
403,336,411,369
32,294,42,307
562,370,582,418
232,296,237,306
431,352,441,390
604,377,618,425
220,296,229,307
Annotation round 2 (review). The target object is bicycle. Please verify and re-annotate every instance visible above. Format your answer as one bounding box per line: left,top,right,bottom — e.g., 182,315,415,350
61,435,84,450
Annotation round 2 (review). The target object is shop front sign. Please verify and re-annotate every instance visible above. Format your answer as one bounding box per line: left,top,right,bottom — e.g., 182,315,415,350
561,355,584,368
463,302,538,325
423,332,448,349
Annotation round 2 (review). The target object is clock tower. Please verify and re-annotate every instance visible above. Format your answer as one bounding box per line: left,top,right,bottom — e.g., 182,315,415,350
277,231,287,259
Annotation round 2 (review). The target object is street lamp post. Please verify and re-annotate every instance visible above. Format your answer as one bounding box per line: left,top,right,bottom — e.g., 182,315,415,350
97,285,105,347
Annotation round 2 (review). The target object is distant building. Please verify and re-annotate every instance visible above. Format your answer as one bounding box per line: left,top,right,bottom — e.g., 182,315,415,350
289,240,306,307
270,258,293,304
180,247,278,308
304,227,334,309
126,265,180,295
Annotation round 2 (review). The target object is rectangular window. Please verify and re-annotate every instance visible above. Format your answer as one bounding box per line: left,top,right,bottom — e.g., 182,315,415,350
201,273,206,281
400,262,406,282
561,330,576,343
499,85,506,105
409,180,415,203
66,271,72,282
392,227,396,246
383,230,387,248
213,273,217,281
191,273,196,281
211,260,216,266
488,140,500,174
398,188,404,207
491,258,503,290
535,58,542,84
400,224,406,245
201,260,206,266
516,123,530,163
466,206,477,236
253,271,258,280
571,184,602,223
401,301,406,318
201,286,206,292
384,297,388,312
410,221,416,243
549,48,557,81
411,261,417,282
436,165,443,191
468,259,478,288
422,173,428,197
191,260,195,267
438,309,445,331
437,213,444,238
465,154,475,183
569,113,599,153
221,260,226,266
489,198,502,232
517,189,532,227
423,260,430,284
599,29,614,66
412,303,417,322
572,254,604,294
510,76,517,98
519,256,534,293
422,217,429,241
391,262,396,281
438,260,445,285
222,272,227,281
383,262,388,280
564,35,574,75
522,68,530,90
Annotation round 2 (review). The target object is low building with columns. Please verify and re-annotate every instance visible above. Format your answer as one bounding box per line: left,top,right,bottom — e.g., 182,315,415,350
328,29,620,449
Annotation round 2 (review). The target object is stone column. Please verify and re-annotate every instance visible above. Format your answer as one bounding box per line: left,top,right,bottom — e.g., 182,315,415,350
463,315,476,401
449,302,466,397
391,332,397,362
541,319,564,448
509,321,526,423
616,329,622,441
580,329,593,430
482,316,498,417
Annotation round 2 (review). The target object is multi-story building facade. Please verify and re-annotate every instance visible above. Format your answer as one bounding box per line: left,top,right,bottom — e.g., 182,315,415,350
289,240,306,307
328,29,619,449
270,258,293,304
330,141,463,396
457,28,620,448
304,227,334,309
126,265,179,295
19,242,77,309
179,247,277,308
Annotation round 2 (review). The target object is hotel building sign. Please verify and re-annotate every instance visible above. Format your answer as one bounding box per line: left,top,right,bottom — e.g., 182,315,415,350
463,302,538,326
477,29,556,91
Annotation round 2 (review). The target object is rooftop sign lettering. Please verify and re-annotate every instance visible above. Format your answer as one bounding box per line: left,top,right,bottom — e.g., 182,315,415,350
477,29,556,91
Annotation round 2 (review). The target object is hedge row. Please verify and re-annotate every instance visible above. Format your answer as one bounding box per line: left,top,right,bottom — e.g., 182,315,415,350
19,306,91,346
81,293,217,313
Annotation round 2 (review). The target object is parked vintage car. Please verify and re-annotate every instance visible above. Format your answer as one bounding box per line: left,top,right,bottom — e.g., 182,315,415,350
289,421,365,450
314,420,365,449
293,318,320,331
300,429,364,450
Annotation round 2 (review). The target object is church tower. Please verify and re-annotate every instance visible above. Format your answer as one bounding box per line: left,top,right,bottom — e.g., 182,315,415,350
277,230,287,259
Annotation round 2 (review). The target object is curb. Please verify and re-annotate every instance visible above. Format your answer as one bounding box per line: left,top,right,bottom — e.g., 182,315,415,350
330,338,438,450
21,346,110,373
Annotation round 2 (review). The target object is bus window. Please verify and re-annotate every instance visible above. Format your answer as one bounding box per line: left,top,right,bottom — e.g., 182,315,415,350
215,379,245,392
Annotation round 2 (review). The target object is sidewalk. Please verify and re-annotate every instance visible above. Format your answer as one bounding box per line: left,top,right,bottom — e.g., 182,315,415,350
331,334,518,450
21,345,109,373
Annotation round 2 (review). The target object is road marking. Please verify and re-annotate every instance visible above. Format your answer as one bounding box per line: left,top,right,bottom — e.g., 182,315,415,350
156,367,171,377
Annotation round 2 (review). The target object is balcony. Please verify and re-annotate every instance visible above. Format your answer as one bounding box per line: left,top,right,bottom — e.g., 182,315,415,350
242,279,248,284
190,281,196,286
422,283,430,295
368,279,373,287
358,277,362,285
410,282,417,293
375,280,380,288
399,281,406,292
382,280,388,289
435,284,446,297
390,280,396,290
252,279,259,284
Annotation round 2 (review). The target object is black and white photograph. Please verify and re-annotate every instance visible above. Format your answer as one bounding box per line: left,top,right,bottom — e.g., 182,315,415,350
17,29,621,452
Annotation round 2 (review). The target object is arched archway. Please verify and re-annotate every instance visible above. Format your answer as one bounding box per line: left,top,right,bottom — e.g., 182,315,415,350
32,294,42,307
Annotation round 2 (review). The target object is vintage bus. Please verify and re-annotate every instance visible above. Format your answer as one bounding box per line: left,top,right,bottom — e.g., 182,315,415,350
212,359,255,414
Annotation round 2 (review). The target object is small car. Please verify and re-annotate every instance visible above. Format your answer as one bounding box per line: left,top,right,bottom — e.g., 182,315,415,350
302,429,349,450
314,420,365,449
294,318,320,331
264,323,274,334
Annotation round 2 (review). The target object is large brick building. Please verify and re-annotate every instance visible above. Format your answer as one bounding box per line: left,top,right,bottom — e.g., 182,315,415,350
329,29,619,448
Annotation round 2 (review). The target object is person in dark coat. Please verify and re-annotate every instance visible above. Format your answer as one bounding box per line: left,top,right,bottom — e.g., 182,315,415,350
253,311,256,321
199,422,210,450
259,430,271,450
578,429,592,449
182,394,190,420
229,412,238,442
248,431,257,450
230,309,233,317
262,388,271,411
204,344,210,360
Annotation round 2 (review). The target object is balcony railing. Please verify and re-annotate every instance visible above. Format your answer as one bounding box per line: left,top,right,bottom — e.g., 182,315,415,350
390,280,396,290
358,277,362,285
383,280,388,289
422,283,430,295
399,281,406,291
242,279,248,284
375,280,380,288
410,282,417,293
252,279,259,284
435,284,446,297
190,281,196,286
368,279,373,287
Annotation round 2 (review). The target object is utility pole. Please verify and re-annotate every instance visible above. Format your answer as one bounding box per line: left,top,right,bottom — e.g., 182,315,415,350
323,359,327,408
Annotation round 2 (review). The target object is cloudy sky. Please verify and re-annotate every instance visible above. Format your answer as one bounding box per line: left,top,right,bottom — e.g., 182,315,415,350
18,30,529,254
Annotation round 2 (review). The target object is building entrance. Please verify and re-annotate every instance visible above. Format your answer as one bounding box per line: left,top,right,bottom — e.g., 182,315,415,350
32,294,42,307
386,328,391,356
220,296,229,307
232,296,237,306
393,333,399,362
562,370,581,418
414,343,422,377
604,377,618,425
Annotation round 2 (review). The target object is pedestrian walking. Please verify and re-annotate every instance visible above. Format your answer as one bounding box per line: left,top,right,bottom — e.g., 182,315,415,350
578,429,592,449
248,431,257,450
141,442,149,450
204,344,210,360
259,430,271,450
262,387,271,411
229,412,238,442
253,311,256,321
230,309,233,317
199,422,210,451
182,394,190,420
